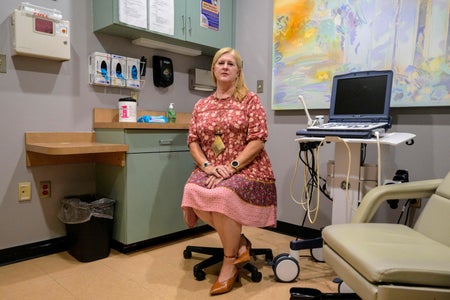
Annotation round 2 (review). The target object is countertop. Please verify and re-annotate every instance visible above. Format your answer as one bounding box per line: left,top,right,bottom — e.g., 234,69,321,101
93,108,191,130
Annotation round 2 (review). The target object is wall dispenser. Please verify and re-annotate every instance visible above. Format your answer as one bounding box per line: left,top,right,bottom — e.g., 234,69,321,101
89,52,143,89
126,57,141,89
153,56,173,88
189,68,215,91
89,52,111,86
11,3,70,61
110,54,126,87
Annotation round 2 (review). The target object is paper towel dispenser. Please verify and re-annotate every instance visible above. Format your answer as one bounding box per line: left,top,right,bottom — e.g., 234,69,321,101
189,68,215,92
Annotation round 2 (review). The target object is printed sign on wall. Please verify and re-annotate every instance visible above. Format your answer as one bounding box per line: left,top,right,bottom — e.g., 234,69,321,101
201,0,220,31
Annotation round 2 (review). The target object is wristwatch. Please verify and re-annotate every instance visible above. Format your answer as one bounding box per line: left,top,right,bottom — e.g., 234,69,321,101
230,160,240,170
202,161,211,170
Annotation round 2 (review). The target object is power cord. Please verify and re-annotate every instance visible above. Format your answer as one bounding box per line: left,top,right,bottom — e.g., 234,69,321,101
396,199,411,224
317,136,354,215
360,143,367,165
294,132,388,226
290,142,331,225
292,137,353,224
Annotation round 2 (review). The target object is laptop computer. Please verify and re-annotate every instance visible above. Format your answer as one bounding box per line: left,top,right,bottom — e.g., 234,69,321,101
296,70,393,138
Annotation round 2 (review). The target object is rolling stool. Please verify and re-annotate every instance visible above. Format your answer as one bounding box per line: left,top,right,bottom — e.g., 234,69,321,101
183,245,274,282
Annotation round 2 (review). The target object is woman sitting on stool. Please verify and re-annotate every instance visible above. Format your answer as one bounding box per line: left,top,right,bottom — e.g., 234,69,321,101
181,47,277,296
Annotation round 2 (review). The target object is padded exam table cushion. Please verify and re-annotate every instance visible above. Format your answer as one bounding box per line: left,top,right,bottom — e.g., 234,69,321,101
322,223,450,288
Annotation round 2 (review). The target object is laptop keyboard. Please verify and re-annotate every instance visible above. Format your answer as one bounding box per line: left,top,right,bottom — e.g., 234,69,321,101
309,122,386,130
296,128,372,138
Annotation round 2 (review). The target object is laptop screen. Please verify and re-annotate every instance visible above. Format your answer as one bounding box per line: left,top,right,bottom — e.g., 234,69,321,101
330,70,393,121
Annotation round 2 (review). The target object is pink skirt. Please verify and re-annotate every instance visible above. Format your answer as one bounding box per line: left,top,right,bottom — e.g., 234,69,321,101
182,179,277,228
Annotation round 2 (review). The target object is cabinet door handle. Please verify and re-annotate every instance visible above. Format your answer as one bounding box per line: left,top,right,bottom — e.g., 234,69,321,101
182,15,185,35
159,139,173,145
188,16,192,34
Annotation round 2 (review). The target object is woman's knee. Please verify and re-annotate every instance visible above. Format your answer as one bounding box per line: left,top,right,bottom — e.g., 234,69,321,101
194,209,215,228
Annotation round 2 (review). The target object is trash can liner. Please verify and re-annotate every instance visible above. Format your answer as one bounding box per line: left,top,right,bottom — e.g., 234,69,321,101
58,198,115,224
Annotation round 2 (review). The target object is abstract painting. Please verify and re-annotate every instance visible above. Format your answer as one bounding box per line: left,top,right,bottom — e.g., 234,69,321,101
272,0,450,109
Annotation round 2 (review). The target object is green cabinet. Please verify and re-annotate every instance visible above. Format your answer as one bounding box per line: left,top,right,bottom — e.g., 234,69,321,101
95,129,195,247
92,0,235,55
177,0,234,49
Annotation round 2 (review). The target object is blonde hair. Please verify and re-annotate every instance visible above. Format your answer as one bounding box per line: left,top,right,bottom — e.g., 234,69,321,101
211,47,249,101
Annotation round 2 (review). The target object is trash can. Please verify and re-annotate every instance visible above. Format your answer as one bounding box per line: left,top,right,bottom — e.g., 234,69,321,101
58,194,115,262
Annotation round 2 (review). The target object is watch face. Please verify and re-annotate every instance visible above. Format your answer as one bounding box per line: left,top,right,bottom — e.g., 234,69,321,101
232,161,239,168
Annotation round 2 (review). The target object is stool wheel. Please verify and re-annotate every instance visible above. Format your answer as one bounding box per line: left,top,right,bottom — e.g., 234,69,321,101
183,249,192,259
194,269,206,281
251,271,262,282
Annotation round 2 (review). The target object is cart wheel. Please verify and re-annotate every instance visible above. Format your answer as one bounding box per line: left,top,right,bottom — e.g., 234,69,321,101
338,280,355,293
273,255,300,282
183,249,192,259
310,247,324,262
271,253,289,271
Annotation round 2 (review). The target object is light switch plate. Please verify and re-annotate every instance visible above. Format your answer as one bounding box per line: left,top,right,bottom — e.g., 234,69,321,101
257,80,264,93
0,54,6,73
18,182,31,201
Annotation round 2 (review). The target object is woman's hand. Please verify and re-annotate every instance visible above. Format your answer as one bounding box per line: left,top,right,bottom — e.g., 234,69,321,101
203,165,236,189
204,175,223,189
214,165,235,179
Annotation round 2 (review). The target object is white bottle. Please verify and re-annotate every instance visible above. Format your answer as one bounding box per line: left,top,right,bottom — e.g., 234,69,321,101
118,97,137,122
167,102,176,123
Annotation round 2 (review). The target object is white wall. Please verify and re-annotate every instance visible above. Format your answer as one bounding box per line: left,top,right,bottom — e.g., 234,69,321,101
1,0,449,250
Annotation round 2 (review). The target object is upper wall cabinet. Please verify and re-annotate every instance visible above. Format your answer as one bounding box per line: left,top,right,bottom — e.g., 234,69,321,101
92,0,235,56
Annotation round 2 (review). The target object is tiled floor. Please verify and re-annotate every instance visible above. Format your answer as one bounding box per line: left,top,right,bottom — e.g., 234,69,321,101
0,227,338,299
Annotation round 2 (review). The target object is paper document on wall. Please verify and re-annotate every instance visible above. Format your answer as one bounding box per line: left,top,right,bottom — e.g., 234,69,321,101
149,0,174,36
119,0,147,29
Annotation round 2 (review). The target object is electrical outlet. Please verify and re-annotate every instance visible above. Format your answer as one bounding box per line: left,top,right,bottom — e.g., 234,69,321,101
18,182,31,201
130,91,139,101
39,181,51,198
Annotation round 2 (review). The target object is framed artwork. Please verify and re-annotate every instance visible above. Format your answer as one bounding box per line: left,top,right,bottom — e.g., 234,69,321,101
272,0,450,110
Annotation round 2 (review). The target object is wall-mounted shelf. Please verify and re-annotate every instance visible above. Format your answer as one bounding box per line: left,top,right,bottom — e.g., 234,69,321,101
89,79,145,90
25,132,128,167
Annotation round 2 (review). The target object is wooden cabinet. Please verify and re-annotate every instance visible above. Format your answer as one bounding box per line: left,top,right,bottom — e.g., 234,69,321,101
95,129,196,250
92,0,235,56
